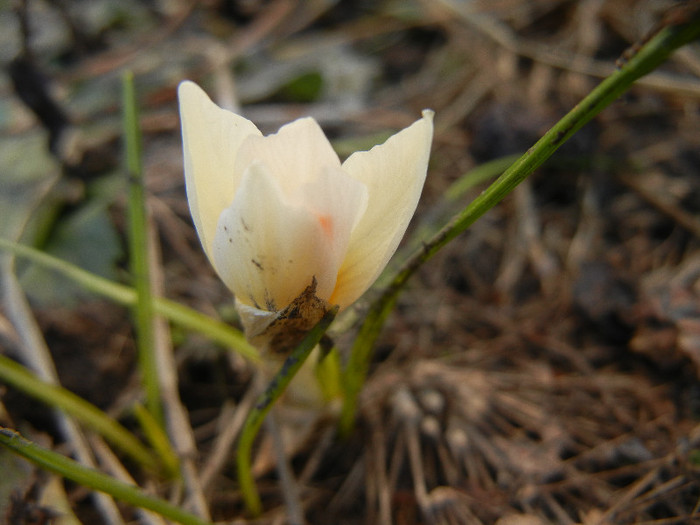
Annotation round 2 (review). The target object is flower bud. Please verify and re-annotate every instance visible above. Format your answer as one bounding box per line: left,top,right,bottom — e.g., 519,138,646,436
178,81,433,352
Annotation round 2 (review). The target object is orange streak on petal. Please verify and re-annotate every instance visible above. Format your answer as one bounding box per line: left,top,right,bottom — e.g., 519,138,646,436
317,214,333,238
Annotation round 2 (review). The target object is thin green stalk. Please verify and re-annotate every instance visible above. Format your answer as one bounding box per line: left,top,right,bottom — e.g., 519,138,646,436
0,354,158,472
0,427,213,525
0,237,258,361
237,307,339,517
339,16,700,436
315,346,343,401
123,72,161,424
387,153,523,279
132,402,180,477
444,154,522,202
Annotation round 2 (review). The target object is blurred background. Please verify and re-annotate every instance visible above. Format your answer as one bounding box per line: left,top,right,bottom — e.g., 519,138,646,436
1,1,700,523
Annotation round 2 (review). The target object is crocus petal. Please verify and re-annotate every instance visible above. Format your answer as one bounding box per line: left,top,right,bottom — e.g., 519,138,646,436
332,110,434,308
234,117,341,198
178,80,262,260
295,165,368,269
212,162,364,311
234,300,277,342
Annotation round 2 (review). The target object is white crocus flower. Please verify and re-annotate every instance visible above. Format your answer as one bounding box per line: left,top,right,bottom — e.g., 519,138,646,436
179,80,433,352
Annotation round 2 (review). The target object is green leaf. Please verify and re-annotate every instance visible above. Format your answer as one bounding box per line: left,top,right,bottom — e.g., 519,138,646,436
277,71,324,103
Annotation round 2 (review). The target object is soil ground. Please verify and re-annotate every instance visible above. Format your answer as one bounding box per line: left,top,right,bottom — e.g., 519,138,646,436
1,1,700,524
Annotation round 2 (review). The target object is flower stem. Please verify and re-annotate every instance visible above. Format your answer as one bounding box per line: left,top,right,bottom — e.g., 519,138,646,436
0,354,159,472
0,427,213,525
339,14,700,436
237,306,339,517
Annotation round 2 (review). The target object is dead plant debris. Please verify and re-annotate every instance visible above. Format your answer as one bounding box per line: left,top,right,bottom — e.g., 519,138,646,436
1,0,699,524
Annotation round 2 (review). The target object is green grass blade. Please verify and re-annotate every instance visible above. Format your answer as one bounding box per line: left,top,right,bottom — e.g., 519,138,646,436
122,72,161,424
0,354,159,472
444,154,522,202
132,402,180,478
0,427,213,525
0,237,259,361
